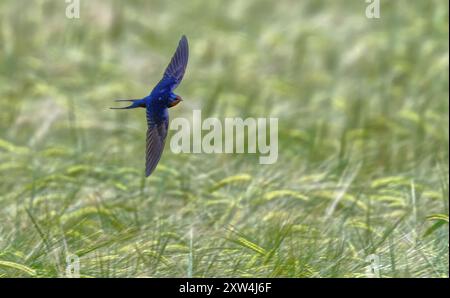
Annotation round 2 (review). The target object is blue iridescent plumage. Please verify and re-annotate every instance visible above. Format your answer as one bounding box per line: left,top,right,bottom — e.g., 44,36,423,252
111,35,189,177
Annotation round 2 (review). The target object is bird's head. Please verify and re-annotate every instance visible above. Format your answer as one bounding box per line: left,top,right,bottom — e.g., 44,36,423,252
168,94,182,108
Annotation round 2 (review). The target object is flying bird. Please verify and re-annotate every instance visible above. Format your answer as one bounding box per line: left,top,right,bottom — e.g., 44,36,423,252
111,35,189,177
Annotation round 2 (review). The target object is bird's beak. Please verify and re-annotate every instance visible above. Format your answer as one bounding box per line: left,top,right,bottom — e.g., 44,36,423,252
169,96,183,108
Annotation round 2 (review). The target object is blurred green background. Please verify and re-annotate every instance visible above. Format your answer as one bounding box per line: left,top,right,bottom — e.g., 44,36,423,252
0,0,448,277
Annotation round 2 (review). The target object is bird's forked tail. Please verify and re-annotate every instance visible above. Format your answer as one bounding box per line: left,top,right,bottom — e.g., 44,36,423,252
110,99,146,109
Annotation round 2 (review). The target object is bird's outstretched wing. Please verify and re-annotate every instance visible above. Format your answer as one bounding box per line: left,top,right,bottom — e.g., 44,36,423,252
154,35,189,93
144,36,188,176
145,119,168,177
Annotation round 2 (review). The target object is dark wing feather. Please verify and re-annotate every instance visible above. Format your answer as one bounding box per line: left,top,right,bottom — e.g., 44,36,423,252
145,119,168,177
162,35,189,91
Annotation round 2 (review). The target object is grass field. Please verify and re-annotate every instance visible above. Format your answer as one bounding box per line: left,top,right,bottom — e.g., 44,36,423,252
0,0,448,278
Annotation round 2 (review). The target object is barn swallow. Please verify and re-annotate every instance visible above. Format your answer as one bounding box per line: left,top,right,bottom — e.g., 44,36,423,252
111,35,189,177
